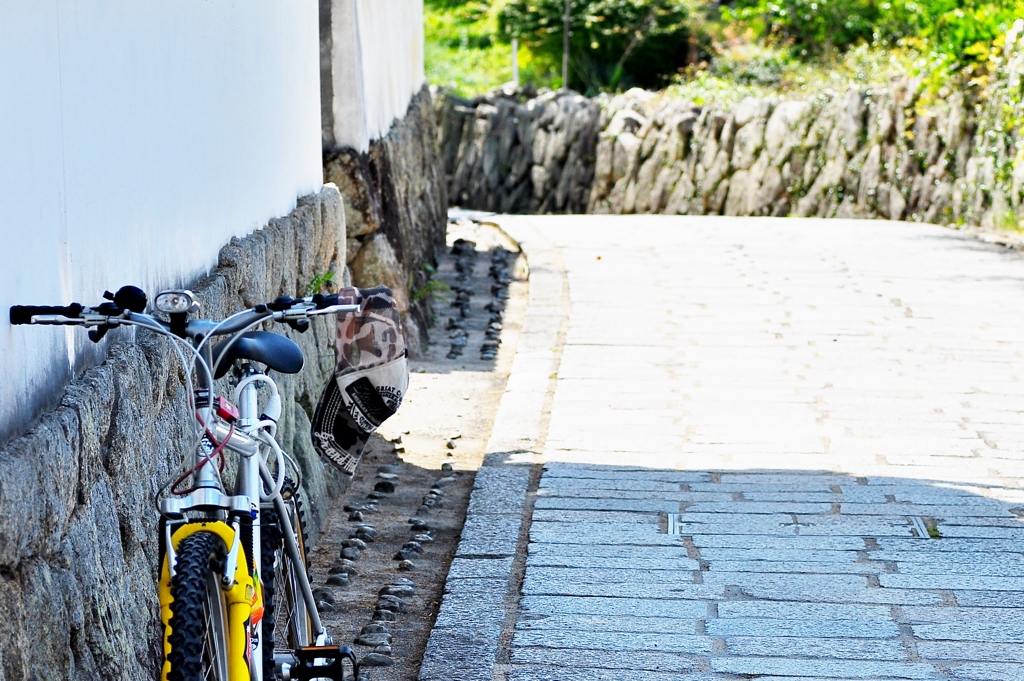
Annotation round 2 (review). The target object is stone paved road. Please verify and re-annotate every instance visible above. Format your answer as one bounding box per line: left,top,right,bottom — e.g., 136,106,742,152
426,215,1024,681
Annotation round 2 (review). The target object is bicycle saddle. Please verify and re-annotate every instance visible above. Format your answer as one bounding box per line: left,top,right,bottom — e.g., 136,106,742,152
212,331,304,379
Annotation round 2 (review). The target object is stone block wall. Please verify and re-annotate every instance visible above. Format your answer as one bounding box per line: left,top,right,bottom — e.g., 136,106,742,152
439,21,1024,229
438,89,600,214
324,85,448,352
0,186,348,681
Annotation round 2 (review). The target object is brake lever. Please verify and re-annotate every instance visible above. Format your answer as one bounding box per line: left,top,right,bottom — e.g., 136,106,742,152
88,326,112,343
82,312,126,343
285,318,310,333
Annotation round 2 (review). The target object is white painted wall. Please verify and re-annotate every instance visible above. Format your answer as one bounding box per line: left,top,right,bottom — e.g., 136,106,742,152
0,1,324,440
325,0,425,152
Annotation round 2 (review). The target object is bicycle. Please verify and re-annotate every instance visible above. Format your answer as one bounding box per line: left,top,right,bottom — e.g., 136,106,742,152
11,286,365,681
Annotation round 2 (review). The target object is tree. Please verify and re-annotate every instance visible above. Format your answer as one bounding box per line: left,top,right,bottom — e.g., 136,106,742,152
498,0,706,91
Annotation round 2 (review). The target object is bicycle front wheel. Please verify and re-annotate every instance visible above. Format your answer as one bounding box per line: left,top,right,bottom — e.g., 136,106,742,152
167,532,231,681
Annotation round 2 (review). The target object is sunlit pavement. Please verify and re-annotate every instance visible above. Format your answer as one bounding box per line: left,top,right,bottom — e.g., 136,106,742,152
426,215,1024,681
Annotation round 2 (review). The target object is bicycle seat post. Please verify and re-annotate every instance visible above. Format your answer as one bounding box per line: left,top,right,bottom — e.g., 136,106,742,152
237,363,261,429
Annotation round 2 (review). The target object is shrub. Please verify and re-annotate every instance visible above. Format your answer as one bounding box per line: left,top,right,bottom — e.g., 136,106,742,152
726,0,1024,63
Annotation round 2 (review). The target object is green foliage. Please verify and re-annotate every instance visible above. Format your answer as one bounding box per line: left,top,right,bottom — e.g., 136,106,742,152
930,2,1022,65
305,271,337,295
423,0,1024,115
723,0,878,53
429,1,495,49
708,43,791,85
425,0,520,95
726,0,1023,64
498,0,707,91
411,279,454,303
409,262,454,303
671,43,907,105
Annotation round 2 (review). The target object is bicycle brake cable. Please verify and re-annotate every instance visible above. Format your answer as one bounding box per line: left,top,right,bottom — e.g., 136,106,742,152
170,419,235,496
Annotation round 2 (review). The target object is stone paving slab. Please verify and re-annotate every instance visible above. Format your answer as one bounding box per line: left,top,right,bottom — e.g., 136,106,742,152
725,636,909,659
519,595,709,619
505,668,714,681
419,633,497,681
432,596,507,631
533,496,682,512
446,557,516,580
466,467,532,516
710,658,943,678
708,618,899,638
523,565,697,585
717,602,895,620
512,629,713,654
509,647,706,673
916,641,1024,661
530,509,669,524
949,663,1024,681
541,466,709,482
701,547,864,562
456,514,524,557
953,590,1024,607
519,582,717,601
525,542,693,559
704,560,884,574
515,613,702,633
692,535,877,550
874,553,1024,575
527,524,685,546
526,554,699,571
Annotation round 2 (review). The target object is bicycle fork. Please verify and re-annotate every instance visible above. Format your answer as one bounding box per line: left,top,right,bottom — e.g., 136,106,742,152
158,521,259,681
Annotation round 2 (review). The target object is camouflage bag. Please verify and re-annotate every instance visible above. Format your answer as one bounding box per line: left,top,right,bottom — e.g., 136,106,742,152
311,286,409,474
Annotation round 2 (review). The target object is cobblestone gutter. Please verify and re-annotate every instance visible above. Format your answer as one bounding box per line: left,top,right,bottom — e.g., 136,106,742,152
0,186,347,681
439,20,1024,228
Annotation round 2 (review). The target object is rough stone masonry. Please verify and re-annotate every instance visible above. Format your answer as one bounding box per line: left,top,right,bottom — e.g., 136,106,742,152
439,20,1024,229
326,85,449,353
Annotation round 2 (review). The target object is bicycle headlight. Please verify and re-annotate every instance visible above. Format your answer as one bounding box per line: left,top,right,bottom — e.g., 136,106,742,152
154,290,197,314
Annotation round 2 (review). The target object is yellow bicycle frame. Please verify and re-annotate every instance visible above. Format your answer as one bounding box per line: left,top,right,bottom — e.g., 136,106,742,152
159,521,258,681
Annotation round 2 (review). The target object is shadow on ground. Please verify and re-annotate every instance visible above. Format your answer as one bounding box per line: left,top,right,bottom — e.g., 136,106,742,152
504,461,1024,681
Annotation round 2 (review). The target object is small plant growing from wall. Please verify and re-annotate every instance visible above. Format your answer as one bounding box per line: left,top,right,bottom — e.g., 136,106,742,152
411,264,454,303
306,271,338,295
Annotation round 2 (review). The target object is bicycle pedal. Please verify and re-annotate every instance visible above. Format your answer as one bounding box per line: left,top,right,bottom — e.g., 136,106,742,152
284,645,359,681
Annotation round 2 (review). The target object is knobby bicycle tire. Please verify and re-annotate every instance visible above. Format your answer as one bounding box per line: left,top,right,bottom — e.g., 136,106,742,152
261,482,313,679
167,532,231,681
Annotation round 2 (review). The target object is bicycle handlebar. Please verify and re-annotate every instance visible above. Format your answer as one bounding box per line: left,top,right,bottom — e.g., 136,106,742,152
10,290,359,338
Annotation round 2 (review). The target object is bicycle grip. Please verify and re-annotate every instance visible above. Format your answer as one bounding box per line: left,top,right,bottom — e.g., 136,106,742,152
9,304,84,325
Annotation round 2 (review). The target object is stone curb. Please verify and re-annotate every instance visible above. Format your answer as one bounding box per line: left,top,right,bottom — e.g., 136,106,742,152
418,214,569,681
